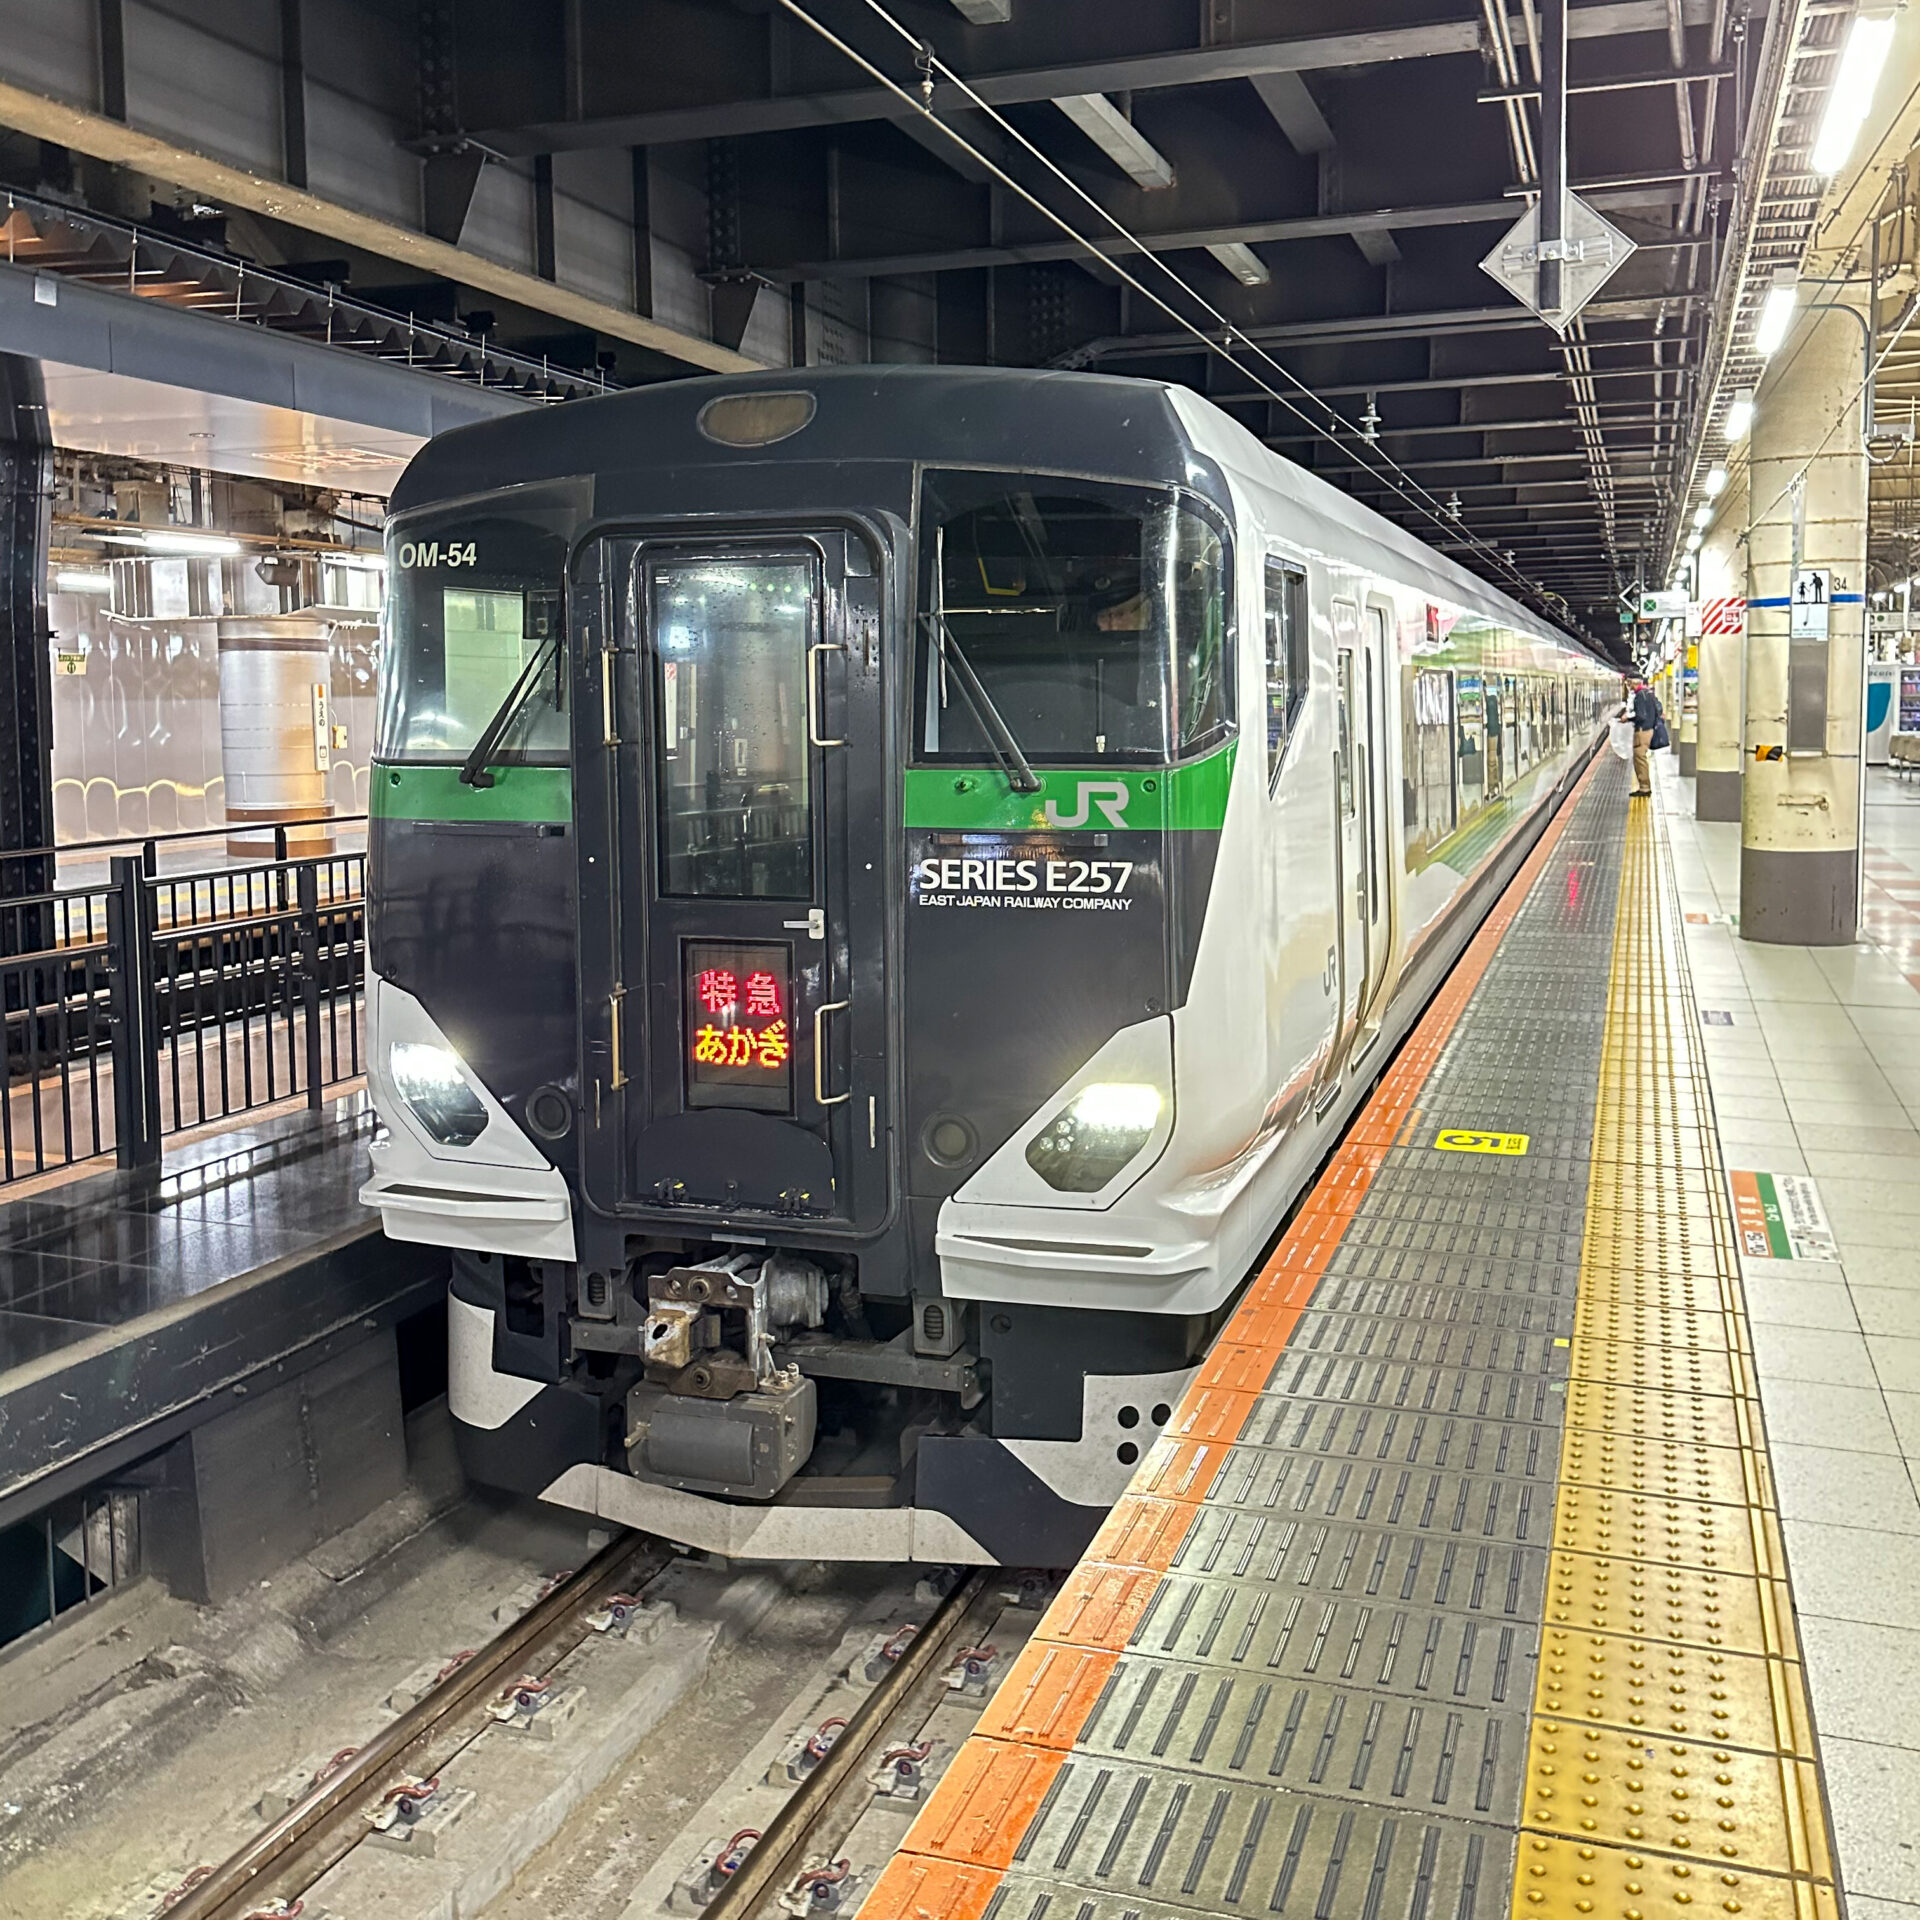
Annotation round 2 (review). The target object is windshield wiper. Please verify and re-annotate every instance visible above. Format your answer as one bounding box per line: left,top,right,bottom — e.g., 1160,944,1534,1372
458,638,558,788
922,613,1042,795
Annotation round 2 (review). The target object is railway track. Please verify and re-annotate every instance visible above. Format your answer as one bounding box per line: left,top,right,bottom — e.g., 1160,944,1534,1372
688,1568,995,1920
156,1531,672,1920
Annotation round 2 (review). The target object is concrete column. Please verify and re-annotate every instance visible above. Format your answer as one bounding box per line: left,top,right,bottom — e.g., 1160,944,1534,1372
1740,297,1868,945
1695,466,1749,821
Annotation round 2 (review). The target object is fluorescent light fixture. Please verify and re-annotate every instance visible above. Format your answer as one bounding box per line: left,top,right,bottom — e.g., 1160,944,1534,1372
1706,466,1728,496
1057,93,1176,189
95,528,244,556
1693,504,1712,527
1754,269,1799,357
1726,387,1755,441
1207,241,1271,286
53,569,113,593
1812,7,1898,176
324,551,386,572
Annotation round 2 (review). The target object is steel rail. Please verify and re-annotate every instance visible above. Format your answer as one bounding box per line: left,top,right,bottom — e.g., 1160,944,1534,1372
162,1531,667,1920
697,1569,991,1920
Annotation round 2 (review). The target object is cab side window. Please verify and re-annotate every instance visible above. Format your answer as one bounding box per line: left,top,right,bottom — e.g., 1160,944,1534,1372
1263,559,1309,787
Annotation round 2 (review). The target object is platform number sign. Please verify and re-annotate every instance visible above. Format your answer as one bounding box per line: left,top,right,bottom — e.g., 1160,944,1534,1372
1791,569,1831,640
1434,1128,1530,1156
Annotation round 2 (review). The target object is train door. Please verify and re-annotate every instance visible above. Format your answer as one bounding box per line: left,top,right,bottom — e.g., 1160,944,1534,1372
1327,601,1368,1086
1353,603,1396,1052
578,529,890,1232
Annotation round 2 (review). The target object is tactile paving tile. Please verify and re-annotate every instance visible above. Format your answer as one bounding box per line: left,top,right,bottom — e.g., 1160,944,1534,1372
1563,1377,1747,1449
1558,1427,1776,1511
1005,1754,1515,1914
1534,1628,1818,1754
1510,1836,1841,1918
1520,1718,1832,1881
1570,1296,1743,1352
1564,1334,1749,1400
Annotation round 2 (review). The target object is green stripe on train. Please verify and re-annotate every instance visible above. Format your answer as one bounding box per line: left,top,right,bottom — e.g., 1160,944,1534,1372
374,743,1236,833
903,743,1235,832
371,763,573,824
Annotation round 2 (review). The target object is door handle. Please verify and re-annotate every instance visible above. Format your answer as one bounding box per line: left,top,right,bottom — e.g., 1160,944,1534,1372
609,983,627,1089
813,998,851,1106
600,647,618,748
807,641,847,748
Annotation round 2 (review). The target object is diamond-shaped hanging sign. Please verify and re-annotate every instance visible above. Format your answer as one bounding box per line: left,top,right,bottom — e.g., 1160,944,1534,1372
1481,192,1636,334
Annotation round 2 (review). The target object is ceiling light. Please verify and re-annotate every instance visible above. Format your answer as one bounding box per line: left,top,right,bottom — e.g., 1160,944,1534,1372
95,528,244,556
1693,504,1712,527
1754,269,1799,357
1705,467,1728,496
53,569,113,593
1057,94,1176,190
1726,388,1755,441
324,550,386,572
1686,531,1703,551
1812,8,1898,176
1207,241,1270,286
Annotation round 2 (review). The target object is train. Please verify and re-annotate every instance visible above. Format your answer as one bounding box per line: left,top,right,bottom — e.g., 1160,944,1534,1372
360,366,1614,1566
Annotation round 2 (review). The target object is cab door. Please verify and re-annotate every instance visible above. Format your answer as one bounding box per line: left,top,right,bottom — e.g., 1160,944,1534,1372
577,527,889,1233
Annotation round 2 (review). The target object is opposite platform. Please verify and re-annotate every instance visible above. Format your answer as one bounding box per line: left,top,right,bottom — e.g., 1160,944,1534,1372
863,759,1842,1919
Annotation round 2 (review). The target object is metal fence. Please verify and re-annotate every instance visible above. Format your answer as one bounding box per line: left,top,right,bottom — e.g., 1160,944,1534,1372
0,1484,143,1651
0,831,366,1184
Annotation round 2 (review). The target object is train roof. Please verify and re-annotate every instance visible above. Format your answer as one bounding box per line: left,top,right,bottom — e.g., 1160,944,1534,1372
392,364,1596,662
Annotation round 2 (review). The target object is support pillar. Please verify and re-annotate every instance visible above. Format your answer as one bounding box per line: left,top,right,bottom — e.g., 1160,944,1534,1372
1740,298,1867,945
1696,466,1748,821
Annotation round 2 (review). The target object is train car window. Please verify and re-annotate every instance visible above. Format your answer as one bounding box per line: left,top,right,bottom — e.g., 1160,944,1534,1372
649,554,815,900
915,470,1230,766
379,495,575,765
1174,514,1233,753
1262,560,1308,787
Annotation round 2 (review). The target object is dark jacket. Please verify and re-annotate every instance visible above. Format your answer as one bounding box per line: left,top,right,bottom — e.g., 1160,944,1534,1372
1632,687,1662,731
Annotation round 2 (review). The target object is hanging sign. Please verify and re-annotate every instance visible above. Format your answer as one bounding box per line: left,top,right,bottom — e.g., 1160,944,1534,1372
1791,569,1832,640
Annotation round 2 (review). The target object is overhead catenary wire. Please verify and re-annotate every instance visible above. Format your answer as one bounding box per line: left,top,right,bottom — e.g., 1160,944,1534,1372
768,0,1579,625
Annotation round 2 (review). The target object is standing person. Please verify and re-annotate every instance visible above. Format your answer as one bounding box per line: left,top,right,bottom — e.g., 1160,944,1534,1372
1629,677,1662,797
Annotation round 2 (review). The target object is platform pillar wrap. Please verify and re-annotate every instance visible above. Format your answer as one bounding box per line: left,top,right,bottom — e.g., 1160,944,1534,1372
1740,296,1866,945
1695,468,1748,822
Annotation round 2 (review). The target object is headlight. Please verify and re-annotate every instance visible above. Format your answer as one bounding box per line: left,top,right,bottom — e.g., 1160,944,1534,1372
388,1040,489,1147
1025,1082,1163,1192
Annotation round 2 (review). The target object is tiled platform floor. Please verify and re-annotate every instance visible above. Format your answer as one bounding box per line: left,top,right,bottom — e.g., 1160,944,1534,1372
1661,754,1920,1914
0,1094,377,1377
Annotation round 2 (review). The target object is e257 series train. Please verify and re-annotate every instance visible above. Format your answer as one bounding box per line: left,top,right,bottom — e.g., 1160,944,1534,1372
361,367,1613,1567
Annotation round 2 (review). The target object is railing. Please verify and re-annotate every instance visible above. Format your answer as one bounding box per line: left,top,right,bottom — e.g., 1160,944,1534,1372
0,840,366,1185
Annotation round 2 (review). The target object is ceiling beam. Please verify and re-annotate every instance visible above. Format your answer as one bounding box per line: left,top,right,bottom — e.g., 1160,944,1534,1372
758,197,1517,283
0,78,756,374
473,0,1720,154
1265,412,1670,440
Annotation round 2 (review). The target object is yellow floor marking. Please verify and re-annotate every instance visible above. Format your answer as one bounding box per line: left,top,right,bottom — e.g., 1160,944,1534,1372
1434,1127,1531,1153
1511,793,1841,1916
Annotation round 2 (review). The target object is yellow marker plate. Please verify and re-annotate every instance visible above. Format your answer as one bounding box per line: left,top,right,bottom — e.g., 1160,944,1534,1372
1435,1128,1530,1155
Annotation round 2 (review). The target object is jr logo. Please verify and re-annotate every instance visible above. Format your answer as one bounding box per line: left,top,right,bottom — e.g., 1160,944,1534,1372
1043,779,1131,830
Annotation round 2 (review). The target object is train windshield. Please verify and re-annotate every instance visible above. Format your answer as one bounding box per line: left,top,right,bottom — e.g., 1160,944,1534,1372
377,491,575,765
915,470,1230,767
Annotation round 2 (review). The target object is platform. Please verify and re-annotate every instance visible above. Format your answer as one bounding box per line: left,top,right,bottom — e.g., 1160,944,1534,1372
0,1094,442,1528
863,757,1860,1919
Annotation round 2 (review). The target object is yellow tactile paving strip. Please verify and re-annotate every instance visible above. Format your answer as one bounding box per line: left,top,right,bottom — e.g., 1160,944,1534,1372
1510,794,1842,1918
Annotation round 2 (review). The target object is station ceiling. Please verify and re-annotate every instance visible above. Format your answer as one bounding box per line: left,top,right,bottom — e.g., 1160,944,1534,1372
444,0,1766,646
0,0,1806,653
